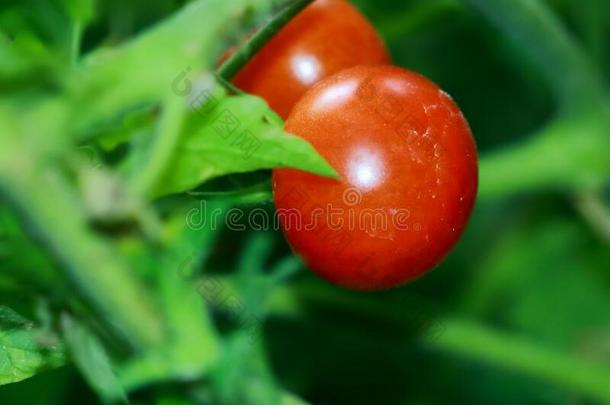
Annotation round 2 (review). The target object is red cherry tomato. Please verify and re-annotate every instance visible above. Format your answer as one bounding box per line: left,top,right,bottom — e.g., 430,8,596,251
232,0,390,119
273,65,478,290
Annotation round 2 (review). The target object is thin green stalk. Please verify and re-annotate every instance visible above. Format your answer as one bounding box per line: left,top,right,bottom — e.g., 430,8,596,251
214,73,246,95
424,318,610,404
478,113,610,199
574,191,610,244
262,283,610,403
217,0,314,80
280,392,310,405
190,190,273,206
71,0,256,136
187,180,273,205
70,22,83,65
0,133,163,350
470,0,610,199
461,0,607,113
130,94,186,197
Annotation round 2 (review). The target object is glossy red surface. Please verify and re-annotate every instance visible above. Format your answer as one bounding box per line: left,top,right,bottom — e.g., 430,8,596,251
273,66,478,290
232,0,390,119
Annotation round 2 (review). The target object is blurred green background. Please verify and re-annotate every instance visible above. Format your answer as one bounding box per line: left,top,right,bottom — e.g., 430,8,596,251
0,0,609,404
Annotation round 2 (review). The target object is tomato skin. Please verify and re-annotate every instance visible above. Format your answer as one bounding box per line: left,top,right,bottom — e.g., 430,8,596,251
273,65,478,290
232,0,390,119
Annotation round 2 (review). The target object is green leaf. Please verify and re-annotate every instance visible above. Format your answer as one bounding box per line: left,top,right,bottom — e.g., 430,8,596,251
153,91,338,198
0,307,65,385
61,314,127,404
71,0,256,132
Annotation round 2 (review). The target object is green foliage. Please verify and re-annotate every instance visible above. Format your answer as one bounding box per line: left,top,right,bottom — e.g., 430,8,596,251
0,0,332,402
151,91,338,198
0,0,609,404
61,315,127,403
0,307,65,385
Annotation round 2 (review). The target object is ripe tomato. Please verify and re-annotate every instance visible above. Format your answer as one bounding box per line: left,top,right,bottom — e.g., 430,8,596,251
273,65,478,290
232,0,390,119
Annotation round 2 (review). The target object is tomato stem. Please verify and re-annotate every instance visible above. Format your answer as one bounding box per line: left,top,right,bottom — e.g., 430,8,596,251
214,73,245,95
217,0,315,80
